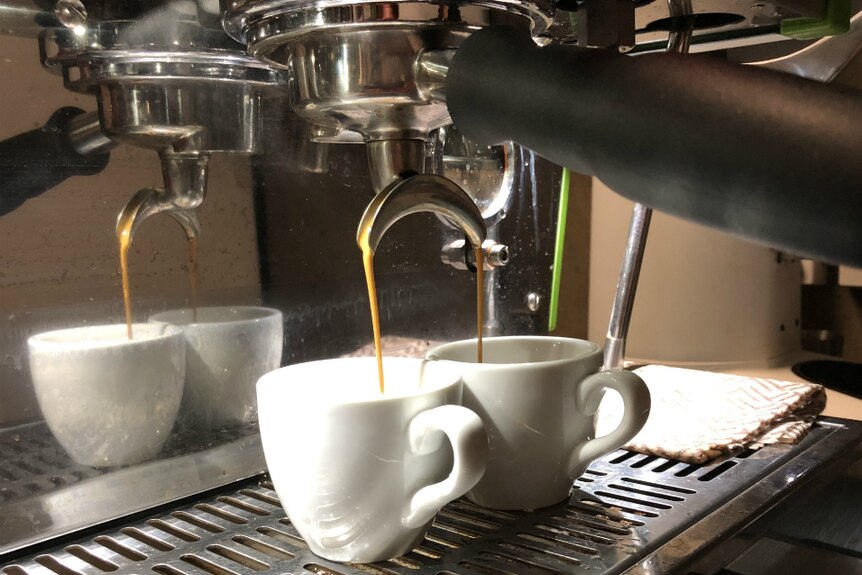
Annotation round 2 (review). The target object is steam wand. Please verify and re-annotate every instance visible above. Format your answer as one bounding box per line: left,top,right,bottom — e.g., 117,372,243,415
603,3,693,370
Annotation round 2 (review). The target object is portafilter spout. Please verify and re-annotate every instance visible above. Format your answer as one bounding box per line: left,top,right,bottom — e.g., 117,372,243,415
357,174,486,254
116,151,209,245
367,140,427,195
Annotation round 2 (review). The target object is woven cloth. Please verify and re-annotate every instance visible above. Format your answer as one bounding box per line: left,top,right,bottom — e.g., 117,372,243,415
596,364,827,464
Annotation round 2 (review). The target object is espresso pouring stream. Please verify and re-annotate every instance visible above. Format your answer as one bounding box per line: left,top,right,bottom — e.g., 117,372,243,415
117,193,200,340
359,237,484,394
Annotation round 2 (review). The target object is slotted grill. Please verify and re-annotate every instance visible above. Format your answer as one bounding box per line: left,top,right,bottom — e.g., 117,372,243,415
0,424,107,504
3,418,861,575
0,423,258,505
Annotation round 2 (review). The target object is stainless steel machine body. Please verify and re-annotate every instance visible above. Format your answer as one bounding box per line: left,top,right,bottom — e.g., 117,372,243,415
1,0,862,573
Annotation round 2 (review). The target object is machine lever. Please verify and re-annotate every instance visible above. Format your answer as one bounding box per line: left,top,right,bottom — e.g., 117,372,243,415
445,25,862,267
0,107,112,216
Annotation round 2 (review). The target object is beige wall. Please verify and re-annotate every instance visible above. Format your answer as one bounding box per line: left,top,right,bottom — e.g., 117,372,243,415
0,35,262,424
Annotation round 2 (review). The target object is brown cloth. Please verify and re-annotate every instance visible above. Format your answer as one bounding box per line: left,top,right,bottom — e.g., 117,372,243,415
596,364,827,464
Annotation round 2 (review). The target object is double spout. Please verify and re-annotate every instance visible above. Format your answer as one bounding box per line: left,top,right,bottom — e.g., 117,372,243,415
116,152,210,245
357,174,486,254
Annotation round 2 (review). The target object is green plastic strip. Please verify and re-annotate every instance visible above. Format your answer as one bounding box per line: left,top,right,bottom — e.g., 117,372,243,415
548,167,570,332
781,0,851,40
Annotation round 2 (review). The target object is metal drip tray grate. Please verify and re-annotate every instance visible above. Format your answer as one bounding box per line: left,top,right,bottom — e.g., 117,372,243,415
0,424,108,505
4,418,861,575
0,422,266,557
0,422,258,505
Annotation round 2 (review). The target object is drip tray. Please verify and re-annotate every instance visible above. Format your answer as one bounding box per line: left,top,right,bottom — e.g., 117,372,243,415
0,422,265,556
3,418,861,575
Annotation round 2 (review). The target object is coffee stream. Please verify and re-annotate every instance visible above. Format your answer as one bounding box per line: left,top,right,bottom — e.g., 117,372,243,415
475,246,484,364
117,209,135,340
117,204,200,340
361,247,385,394
360,236,485,394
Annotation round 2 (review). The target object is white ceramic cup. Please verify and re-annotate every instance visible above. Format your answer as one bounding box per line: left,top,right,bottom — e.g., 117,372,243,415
256,357,488,563
27,323,185,468
427,336,650,510
149,306,283,429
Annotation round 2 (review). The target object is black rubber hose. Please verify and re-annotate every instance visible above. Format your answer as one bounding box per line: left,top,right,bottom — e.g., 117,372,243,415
0,107,110,216
447,26,862,267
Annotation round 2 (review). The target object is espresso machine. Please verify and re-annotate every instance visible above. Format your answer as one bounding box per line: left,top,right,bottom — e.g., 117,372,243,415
2,0,862,573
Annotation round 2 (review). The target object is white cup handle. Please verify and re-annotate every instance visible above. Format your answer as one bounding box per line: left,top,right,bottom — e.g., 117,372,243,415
569,369,651,474
402,405,488,529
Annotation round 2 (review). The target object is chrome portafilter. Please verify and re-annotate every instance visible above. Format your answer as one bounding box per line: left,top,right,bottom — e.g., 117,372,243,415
41,14,285,235
222,0,553,194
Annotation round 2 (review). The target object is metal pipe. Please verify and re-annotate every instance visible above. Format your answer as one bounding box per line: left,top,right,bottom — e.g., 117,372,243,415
603,204,652,370
603,4,693,370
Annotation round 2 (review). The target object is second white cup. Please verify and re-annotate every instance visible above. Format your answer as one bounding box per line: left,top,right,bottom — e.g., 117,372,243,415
150,306,283,429
427,336,651,510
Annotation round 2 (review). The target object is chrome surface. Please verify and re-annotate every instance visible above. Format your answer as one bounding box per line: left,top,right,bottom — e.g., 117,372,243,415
4,418,859,574
525,291,541,312
430,125,516,226
483,241,510,268
65,112,114,157
117,160,209,242
225,0,548,196
0,421,264,557
285,27,464,142
367,140,428,194
117,153,209,244
222,1,553,49
416,50,455,104
158,154,210,211
97,81,260,154
40,17,284,273
53,0,86,31
358,174,487,254
41,19,284,154
751,10,862,81
441,239,510,271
